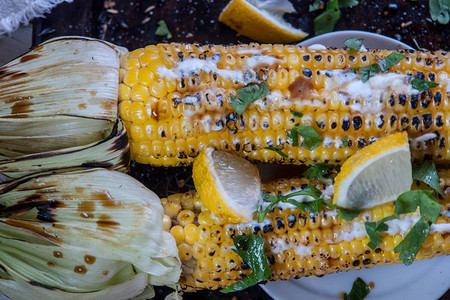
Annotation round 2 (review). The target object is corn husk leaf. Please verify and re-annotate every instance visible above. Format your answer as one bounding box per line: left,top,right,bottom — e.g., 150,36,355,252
0,168,181,299
0,36,126,156
0,120,129,181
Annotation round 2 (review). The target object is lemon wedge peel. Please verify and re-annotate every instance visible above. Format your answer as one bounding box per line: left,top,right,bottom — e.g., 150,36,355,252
193,148,263,223
333,132,413,210
219,0,308,44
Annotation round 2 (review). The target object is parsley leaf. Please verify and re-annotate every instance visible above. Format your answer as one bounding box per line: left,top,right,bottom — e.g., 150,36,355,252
155,20,172,39
230,82,270,115
377,53,407,71
359,64,380,83
344,277,370,300
364,215,398,249
264,146,287,158
339,0,359,8
394,217,431,266
344,37,364,50
314,0,341,35
411,78,440,91
303,163,333,184
429,0,449,25
323,199,361,221
287,125,323,150
290,109,304,118
395,190,441,223
342,136,349,147
221,234,271,293
412,160,445,197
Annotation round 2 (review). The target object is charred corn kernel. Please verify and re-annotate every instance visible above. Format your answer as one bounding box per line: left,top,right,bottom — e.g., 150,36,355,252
178,243,194,261
164,173,449,291
162,214,172,232
120,44,449,167
170,225,185,244
185,224,199,244
165,202,182,218
177,210,195,226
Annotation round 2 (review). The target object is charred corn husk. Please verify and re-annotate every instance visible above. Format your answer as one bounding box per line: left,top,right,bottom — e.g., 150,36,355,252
162,172,450,291
0,36,126,157
118,43,449,166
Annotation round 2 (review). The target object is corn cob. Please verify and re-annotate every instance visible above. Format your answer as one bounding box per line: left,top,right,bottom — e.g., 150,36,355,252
118,43,449,166
161,171,450,291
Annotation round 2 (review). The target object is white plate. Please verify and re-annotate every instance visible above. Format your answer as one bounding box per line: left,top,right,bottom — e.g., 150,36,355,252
260,31,450,300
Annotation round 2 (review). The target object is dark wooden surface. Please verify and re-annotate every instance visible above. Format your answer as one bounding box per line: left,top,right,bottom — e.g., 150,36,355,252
33,0,449,299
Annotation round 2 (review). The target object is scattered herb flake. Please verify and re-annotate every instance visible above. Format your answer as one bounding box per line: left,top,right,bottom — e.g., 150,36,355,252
155,20,172,39
221,234,271,293
264,146,287,158
296,125,324,150
394,217,431,266
342,136,349,147
230,82,270,115
344,277,370,300
314,0,341,35
353,53,406,82
377,53,407,72
365,215,398,249
412,160,445,197
344,37,364,50
411,78,440,91
290,109,304,118
303,163,333,184
359,64,380,83
287,125,300,146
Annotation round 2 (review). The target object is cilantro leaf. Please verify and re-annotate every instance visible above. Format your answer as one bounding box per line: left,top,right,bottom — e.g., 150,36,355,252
314,0,341,35
286,185,323,201
339,0,359,8
429,0,449,25
359,64,380,83
395,190,441,223
364,215,398,249
303,163,333,184
290,109,303,118
296,125,324,150
221,234,271,293
411,78,440,91
287,198,324,214
377,53,407,71
344,37,364,50
394,217,431,266
344,277,370,300
412,160,445,197
323,199,361,221
342,136,349,147
264,146,287,158
230,82,270,115
155,20,172,39
287,126,300,146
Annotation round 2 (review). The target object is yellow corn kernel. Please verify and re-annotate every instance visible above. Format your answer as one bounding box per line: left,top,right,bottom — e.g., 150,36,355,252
197,258,213,273
198,225,211,244
126,57,141,69
119,100,132,122
193,243,206,259
138,67,155,87
149,78,168,98
206,242,220,258
165,202,182,218
170,225,184,244
123,68,139,87
140,51,160,66
178,243,193,261
198,210,215,226
185,224,199,244
177,210,196,226
210,225,224,244
130,101,147,124
118,83,131,101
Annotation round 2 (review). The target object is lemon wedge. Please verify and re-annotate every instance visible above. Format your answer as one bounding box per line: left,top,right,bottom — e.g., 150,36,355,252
333,132,412,210
192,148,262,223
219,0,308,43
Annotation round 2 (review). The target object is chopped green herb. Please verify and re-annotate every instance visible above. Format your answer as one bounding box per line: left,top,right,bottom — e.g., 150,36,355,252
344,277,370,300
155,20,172,39
221,234,271,293
290,109,303,118
377,53,407,72
309,0,324,11
359,64,380,83
230,82,270,115
344,37,364,50
264,146,287,158
314,0,341,35
411,78,440,91
429,0,449,25
323,199,361,221
394,217,431,266
395,190,441,223
364,215,398,249
287,125,323,150
412,160,445,197
303,163,333,184
341,136,349,147
339,0,359,8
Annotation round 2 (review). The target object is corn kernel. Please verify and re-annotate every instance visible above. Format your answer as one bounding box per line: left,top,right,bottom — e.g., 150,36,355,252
149,78,168,98
165,202,182,218
118,83,131,101
178,243,193,261
170,225,184,244
177,210,195,226
123,68,139,87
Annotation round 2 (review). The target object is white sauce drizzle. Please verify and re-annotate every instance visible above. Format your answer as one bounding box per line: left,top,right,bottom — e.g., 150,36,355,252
308,44,327,50
409,133,437,150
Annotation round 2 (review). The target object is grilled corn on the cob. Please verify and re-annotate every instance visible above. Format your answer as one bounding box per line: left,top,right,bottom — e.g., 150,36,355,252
161,172,450,291
118,43,449,166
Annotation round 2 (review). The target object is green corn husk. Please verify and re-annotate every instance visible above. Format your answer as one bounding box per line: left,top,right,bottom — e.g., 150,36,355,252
0,119,129,182
0,36,127,157
0,168,181,299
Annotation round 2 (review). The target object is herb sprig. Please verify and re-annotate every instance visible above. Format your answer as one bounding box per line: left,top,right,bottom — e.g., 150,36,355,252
351,53,406,82
411,78,440,91
230,82,270,115
303,163,333,184
344,37,364,50
155,20,172,39
344,277,370,300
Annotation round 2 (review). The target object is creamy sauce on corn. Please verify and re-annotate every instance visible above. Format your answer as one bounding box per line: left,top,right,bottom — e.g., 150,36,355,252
307,44,327,50
409,133,437,150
